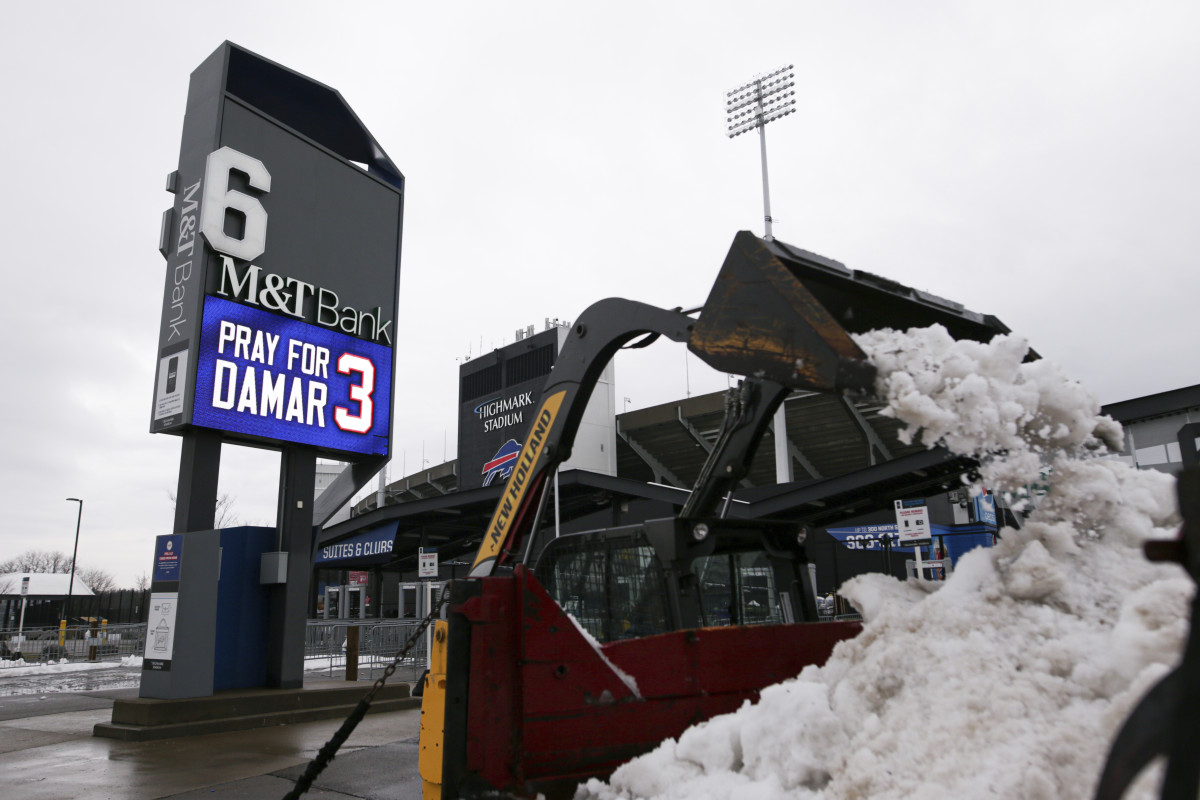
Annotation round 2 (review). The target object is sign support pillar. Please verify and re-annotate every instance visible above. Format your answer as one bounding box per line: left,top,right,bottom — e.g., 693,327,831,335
268,445,315,689
174,430,222,533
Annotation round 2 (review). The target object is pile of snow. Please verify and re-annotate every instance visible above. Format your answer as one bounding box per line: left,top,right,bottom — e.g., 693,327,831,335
582,326,1190,800
0,654,142,676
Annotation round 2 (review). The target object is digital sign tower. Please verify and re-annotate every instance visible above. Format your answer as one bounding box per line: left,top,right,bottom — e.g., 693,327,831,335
149,43,403,693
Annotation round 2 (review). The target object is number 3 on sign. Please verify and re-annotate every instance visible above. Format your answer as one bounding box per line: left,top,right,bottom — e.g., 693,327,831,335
334,354,374,433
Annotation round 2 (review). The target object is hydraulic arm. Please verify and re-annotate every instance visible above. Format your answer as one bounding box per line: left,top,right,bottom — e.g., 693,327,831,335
469,231,883,578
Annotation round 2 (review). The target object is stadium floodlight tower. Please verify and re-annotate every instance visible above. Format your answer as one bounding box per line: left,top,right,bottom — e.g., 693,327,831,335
726,65,795,241
726,65,797,485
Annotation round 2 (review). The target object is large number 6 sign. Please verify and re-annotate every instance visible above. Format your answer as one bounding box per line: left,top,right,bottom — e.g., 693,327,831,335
199,146,272,261
334,354,375,434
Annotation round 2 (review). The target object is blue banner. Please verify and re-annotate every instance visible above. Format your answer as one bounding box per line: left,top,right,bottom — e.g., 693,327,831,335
192,296,392,456
315,522,399,566
974,494,997,526
825,523,996,562
826,524,923,553
152,534,184,583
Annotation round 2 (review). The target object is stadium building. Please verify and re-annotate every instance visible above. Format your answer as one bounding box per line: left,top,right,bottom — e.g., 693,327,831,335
319,322,1200,620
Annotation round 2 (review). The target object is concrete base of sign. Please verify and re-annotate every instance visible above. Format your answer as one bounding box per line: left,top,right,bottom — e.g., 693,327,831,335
95,681,417,741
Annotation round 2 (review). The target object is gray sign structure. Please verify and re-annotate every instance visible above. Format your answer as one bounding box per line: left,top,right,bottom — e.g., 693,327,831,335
149,42,404,692
151,42,403,465
140,531,219,699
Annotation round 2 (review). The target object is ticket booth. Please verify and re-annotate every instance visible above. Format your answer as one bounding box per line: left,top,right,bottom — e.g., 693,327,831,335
323,586,341,620
423,581,444,619
344,584,366,619
421,581,445,666
399,581,443,620
400,584,419,619
323,585,368,620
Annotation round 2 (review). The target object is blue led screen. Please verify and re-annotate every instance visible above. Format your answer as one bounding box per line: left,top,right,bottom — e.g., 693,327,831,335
192,295,392,456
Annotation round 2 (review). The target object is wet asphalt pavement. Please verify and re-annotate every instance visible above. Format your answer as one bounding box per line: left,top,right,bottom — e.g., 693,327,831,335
0,663,424,800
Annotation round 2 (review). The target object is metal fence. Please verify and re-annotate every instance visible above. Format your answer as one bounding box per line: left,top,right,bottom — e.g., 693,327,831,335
2,618,432,680
304,619,429,682
1,590,151,630
2,623,147,663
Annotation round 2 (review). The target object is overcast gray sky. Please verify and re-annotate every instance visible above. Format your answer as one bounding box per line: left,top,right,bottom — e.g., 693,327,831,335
2,1,1196,588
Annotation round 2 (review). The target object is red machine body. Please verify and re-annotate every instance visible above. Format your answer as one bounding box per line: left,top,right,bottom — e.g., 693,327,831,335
441,566,859,799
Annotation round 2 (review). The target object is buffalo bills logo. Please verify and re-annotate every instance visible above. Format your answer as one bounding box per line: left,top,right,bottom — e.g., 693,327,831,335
481,439,521,486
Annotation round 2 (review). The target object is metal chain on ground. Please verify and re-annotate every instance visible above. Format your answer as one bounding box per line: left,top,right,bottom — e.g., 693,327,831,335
282,591,449,800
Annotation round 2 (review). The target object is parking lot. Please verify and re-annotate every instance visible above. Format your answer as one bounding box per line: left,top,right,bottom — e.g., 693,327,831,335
0,662,423,799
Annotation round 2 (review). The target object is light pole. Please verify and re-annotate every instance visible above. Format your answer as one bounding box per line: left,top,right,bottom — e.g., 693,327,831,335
725,65,796,241
64,498,82,624
727,66,797,484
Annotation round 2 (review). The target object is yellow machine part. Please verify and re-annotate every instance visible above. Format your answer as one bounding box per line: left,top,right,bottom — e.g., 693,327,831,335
419,619,449,800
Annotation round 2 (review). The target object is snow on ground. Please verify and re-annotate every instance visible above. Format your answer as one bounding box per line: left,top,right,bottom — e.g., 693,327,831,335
581,326,1190,800
0,654,142,677
0,655,144,696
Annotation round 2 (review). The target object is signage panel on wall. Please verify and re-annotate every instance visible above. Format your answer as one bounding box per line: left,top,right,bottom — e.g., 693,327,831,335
314,522,398,567
894,498,932,545
974,493,997,526
145,533,185,672
144,593,179,671
418,547,438,578
457,327,561,491
825,524,900,551
152,535,184,583
150,42,404,462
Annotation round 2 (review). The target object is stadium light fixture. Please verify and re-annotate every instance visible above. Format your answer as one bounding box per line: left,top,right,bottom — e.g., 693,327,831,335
726,65,795,241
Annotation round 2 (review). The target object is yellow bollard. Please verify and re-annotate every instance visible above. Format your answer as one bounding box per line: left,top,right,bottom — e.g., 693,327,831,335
58,619,66,647
419,620,449,800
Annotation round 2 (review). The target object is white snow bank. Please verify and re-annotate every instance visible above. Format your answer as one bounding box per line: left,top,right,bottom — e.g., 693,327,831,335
580,326,1188,800
0,654,142,677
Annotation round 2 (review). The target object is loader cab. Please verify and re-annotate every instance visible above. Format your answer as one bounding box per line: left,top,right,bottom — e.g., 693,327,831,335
532,516,819,644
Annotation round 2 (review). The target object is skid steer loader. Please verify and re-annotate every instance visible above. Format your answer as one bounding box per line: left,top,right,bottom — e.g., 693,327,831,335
418,231,1015,800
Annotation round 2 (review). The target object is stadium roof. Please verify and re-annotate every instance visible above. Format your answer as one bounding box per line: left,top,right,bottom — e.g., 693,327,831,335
320,387,975,572
0,573,94,597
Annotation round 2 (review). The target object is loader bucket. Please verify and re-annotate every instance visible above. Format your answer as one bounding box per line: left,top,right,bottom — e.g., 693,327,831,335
689,231,1021,393
689,231,875,393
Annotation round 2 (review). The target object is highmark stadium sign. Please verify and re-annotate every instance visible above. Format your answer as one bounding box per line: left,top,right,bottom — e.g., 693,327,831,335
150,43,404,460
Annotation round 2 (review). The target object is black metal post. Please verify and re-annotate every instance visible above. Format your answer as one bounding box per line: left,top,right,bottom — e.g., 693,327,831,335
64,498,83,623
268,445,316,689
1178,422,1200,468
173,430,222,533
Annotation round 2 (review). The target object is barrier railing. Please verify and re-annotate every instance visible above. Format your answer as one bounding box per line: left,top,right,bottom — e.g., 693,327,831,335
2,623,147,663
304,619,428,683
1,620,429,681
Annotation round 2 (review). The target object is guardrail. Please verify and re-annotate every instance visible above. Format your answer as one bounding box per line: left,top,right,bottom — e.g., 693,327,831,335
304,619,428,683
2,623,147,663
1,620,432,681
